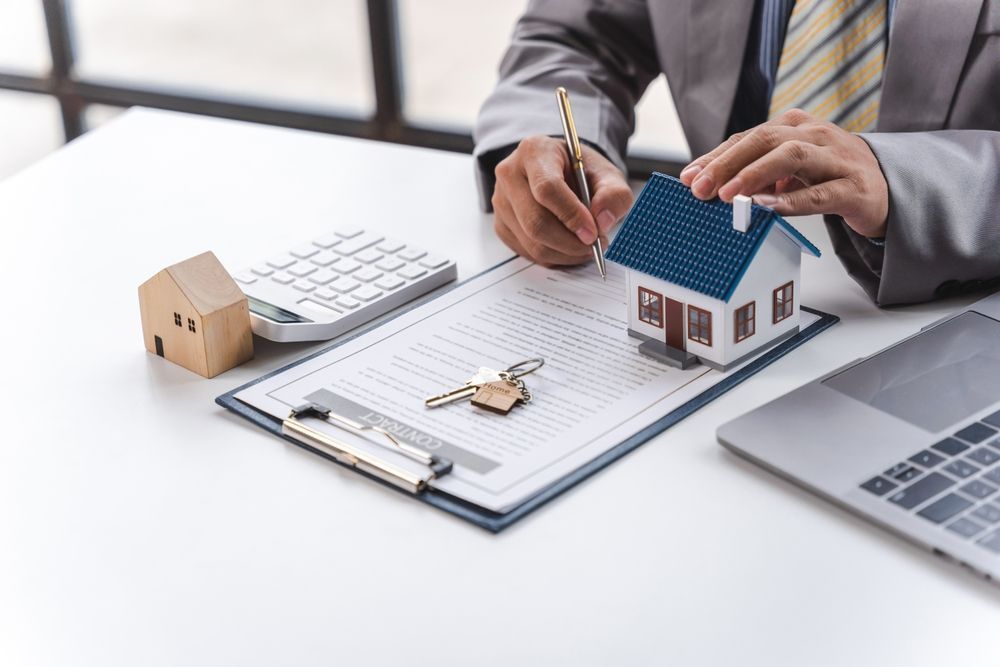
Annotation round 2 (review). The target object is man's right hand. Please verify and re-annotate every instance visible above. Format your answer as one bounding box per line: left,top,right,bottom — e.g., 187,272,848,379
491,135,633,266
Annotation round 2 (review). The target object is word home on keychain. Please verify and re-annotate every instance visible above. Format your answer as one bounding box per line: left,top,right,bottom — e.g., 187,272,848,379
424,358,544,414
471,375,532,415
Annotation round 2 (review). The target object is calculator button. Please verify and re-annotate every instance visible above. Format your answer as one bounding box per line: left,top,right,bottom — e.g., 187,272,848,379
292,280,316,293
335,226,365,239
287,263,317,278
310,250,339,267
308,269,337,285
398,247,426,261
330,277,360,293
267,254,296,269
271,272,295,285
333,259,362,274
234,271,257,284
336,296,361,310
355,248,384,264
398,265,427,280
313,287,337,301
377,239,406,253
375,276,405,291
376,258,405,272
290,244,319,259
419,254,449,269
355,267,384,283
353,285,383,302
312,234,342,249
251,264,274,276
334,233,384,256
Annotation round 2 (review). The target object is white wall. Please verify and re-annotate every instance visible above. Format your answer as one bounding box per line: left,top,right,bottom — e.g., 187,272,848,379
624,226,805,367
625,268,726,365
723,228,803,365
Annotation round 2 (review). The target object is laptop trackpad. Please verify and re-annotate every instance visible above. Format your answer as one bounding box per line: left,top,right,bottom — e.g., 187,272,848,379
822,311,1000,433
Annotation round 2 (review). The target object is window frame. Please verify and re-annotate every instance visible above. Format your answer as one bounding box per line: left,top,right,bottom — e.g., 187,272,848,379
0,0,686,177
637,287,664,329
772,281,794,324
687,304,712,346
734,301,755,343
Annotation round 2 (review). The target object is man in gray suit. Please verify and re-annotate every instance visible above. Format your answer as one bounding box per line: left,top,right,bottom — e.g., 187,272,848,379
474,0,1000,305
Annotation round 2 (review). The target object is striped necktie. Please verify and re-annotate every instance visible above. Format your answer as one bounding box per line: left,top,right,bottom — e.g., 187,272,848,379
769,0,888,132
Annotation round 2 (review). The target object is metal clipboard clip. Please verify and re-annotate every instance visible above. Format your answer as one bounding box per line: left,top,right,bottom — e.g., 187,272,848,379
282,403,453,494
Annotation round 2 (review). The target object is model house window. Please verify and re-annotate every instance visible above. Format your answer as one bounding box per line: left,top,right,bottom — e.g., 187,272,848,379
188,317,197,333
773,282,794,323
638,287,664,328
688,305,712,346
735,302,755,342
174,312,182,327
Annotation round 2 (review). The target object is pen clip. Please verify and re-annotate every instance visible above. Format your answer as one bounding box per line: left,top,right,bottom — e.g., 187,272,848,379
556,87,584,164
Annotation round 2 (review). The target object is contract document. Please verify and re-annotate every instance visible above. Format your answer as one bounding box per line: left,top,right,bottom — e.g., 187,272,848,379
235,258,819,513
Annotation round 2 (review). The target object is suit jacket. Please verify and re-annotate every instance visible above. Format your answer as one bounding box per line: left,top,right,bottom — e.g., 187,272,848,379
473,0,1000,306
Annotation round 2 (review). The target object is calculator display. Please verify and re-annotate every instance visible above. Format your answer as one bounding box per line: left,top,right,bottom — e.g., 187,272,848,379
247,296,312,324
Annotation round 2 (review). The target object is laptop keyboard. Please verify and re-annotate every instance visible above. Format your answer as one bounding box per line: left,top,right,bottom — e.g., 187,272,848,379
860,408,1000,555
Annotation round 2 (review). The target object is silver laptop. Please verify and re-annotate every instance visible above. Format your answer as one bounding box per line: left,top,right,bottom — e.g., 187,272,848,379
718,291,1000,582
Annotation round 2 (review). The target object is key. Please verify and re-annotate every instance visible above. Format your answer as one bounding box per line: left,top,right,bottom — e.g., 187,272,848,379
471,374,532,415
425,367,505,408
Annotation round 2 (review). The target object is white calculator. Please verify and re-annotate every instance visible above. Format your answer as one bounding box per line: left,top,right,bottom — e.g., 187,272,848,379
231,227,456,342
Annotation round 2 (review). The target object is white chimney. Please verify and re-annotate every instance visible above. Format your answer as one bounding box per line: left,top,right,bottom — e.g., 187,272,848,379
733,194,751,233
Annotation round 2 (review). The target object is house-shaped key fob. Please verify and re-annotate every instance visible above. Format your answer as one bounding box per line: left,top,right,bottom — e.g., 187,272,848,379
471,381,524,415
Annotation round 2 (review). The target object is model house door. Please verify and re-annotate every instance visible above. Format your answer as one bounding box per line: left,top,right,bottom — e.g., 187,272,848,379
665,298,684,350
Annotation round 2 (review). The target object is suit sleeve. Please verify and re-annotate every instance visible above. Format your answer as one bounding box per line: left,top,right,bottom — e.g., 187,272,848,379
472,0,661,210
825,129,1000,306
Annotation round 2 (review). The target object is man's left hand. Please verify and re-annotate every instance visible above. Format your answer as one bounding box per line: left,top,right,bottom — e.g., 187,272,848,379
678,109,889,238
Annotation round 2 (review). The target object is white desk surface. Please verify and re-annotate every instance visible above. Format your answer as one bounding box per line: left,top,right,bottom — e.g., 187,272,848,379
1,108,996,666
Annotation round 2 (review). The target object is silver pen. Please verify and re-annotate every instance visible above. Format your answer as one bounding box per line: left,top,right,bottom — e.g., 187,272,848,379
555,86,607,280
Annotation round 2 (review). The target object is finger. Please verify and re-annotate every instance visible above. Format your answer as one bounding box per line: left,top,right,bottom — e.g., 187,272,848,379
680,130,748,186
587,164,633,235
523,156,598,245
692,124,805,200
508,170,592,260
753,178,857,217
492,196,530,259
717,141,841,201
681,108,817,189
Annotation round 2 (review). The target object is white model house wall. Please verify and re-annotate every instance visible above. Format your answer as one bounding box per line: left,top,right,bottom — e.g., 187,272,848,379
721,228,803,366
624,226,805,368
625,266,727,366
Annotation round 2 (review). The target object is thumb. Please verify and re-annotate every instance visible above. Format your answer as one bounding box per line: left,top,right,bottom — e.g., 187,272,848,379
588,163,633,235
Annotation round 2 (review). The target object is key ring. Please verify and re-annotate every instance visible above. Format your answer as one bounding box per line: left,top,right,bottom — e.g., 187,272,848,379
504,358,545,378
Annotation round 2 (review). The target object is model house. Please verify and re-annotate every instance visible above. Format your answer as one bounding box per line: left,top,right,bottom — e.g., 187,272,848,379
138,251,254,378
605,173,820,371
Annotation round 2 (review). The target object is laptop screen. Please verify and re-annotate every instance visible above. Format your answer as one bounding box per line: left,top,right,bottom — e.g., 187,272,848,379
822,311,1000,433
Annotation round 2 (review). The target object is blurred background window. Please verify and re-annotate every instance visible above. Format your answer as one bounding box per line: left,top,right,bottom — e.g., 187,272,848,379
398,0,688,160
0,1,50,74
0,91,62,181
71,0,374,114
0,0,689,180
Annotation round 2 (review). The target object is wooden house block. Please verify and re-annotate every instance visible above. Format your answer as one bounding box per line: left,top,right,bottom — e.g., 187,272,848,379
138,251,254,378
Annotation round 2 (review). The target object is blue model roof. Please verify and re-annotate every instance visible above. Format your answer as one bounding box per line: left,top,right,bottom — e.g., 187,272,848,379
605,173,820,302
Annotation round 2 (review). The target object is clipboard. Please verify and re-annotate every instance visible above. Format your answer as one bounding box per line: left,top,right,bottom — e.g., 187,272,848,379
217,260,838,533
